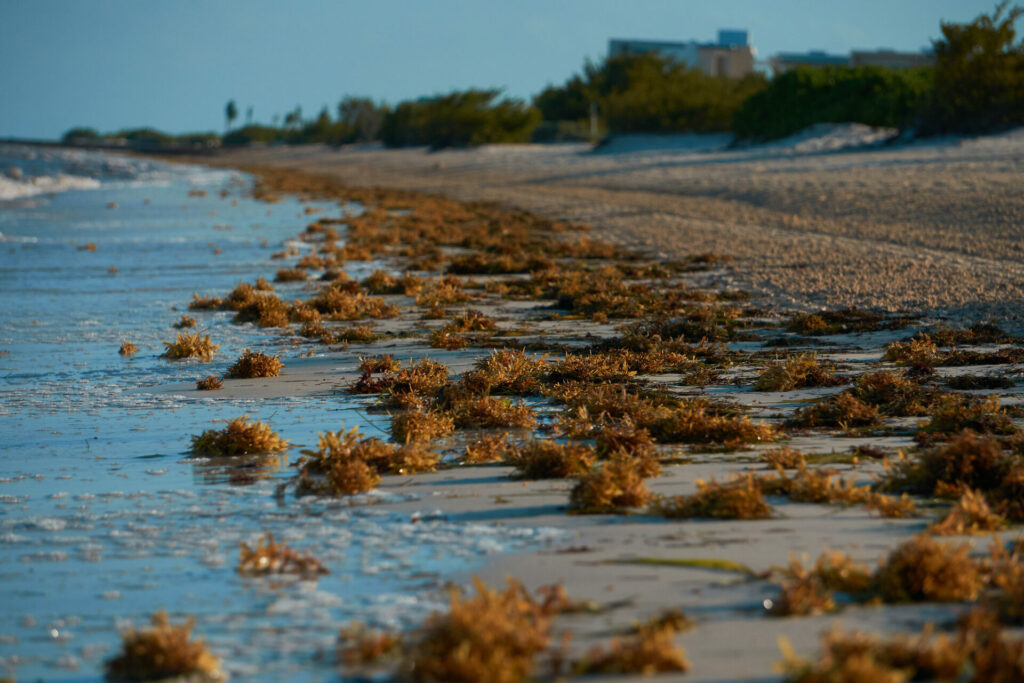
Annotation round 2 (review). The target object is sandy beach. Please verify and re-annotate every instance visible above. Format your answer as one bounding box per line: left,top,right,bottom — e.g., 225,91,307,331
155,130,1024,680
203,126,1024,323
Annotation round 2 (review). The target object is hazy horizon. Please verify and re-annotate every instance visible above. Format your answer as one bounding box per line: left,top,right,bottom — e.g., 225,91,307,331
0,0,1007,140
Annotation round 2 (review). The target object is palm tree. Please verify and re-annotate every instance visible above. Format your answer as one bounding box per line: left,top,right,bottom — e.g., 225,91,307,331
225,100,238,131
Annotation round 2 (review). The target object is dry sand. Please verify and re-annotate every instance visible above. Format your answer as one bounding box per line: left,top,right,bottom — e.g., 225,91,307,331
161,132,1024,680
205,125,1024,325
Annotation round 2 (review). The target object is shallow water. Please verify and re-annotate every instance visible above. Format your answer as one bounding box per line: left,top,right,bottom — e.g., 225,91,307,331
0,146,557,681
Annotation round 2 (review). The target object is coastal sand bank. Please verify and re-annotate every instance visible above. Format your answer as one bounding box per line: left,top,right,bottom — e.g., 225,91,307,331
198,130,1024,323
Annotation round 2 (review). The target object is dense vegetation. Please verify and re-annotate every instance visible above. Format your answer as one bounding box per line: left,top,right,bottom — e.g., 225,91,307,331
536,53,767,134
379,89,540,149
732,66,933,140
60,5,1024,149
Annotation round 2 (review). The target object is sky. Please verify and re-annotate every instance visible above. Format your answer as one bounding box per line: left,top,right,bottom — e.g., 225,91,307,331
0,0,1007,140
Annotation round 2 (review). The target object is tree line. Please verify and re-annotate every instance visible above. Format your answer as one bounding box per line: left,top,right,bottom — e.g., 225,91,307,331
63,4,1024,150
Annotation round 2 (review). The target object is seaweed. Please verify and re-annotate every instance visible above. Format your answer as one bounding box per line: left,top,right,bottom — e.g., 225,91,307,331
189,415,289,456
568,455,654,513
161,332,219,361
196,375,223,391
237,533,329,576
399,578,566,683
444,395,537,429
104,611,222,682
337,622,402,667
874,535,983,603
507,441,595,479
651,474,773,520
463,432,512,464
461,349,548,395
754,353,845,392
574,619,689,675
929,489,1006,536
119,341,138,357
225,349,283,379
390,410,455,444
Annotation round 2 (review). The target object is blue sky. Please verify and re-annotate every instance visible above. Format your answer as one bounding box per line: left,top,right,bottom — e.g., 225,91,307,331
0,0,1006,139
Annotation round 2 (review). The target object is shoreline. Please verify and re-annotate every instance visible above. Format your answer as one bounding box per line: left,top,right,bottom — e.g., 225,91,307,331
177,132,1024,326
141,153,1024,680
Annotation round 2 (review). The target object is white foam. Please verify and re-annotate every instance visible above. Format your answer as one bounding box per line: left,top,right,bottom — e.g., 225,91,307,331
0,173,101,200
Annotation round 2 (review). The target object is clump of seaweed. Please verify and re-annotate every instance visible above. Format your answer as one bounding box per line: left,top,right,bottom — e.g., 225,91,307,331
189,415,289,456
337,622,402,667
390,410,455,444
196,375,223,391
507,441,595,479
592,418,656,459
646,399,776,446
884,430,1010,497
233,294,290,327
546,352,636,385
651,474,773,520
761,447,805,469
779,624,967,683
568,455,654,514
360,355,401,374
574,620,689,676
461,349,548,395
310,287,398,320
189,293,223,310
104,611,222,682
946,374,1015,391
274,267,308,282
225,349,283,379
929,489,1006,536
173,314,197,329
847,370,943,416
388,359,450,397
790,392,882,429
444,309,497,333
119,341,138,357
415,276,472,308
336,324,380,343
883,338,939,368
161,332,219,361
237,533,328,576
444,395,538,429
294,427,439,496
462,432,512,464
754,353,845,392
919,395,1017,438
787,308,908,336
769,552,873,617
874,535,983,603
399,578,566,683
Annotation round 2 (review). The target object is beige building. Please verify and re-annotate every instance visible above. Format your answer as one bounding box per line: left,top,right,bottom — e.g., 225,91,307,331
609,30,756,78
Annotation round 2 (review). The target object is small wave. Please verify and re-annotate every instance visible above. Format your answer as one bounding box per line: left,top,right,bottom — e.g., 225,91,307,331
0,173,102,200
0,232,39,243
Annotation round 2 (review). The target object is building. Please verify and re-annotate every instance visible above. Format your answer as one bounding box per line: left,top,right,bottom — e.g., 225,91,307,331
608,29,756,78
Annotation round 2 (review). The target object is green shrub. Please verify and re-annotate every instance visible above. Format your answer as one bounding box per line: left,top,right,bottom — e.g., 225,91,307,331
926,1,1024,133
380,89,541,149
733,65,933,140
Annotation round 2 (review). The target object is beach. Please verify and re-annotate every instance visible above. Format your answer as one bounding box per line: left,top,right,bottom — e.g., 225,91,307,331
3,131,1024,681
205,126,1024,322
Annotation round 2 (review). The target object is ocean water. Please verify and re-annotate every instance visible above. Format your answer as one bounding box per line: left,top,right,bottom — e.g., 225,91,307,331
0,145,557,681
